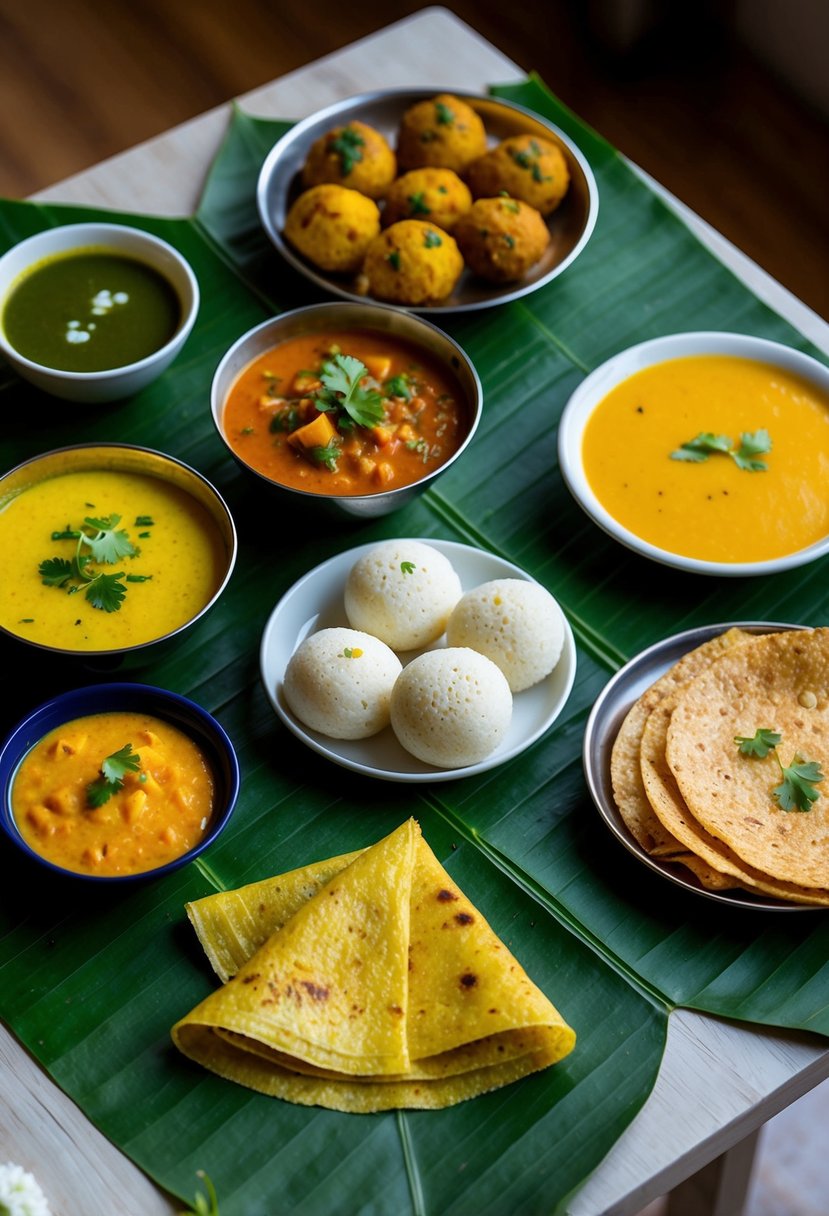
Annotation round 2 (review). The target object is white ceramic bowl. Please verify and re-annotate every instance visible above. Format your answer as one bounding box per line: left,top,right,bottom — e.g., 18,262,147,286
0,222,199,403
557,331,829,577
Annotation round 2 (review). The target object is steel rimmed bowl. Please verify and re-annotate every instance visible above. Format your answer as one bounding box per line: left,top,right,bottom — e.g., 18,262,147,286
0,222,200,403
210,300,483,519
0,682,240,884
256,87,599,314
0,442,237,664
557,331,829,577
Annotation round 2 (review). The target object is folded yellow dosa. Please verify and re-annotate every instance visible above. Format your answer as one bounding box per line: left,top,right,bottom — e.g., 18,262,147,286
172,818,575,1111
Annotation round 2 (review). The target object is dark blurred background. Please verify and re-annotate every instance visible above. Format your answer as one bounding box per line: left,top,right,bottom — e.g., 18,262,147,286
0,0,826,319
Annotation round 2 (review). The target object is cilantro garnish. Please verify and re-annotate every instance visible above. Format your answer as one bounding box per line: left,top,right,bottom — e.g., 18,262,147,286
400,561,416,575
328,125,365,176
38,514,144,613
384,373,413,402
434,101,454,124
423,229,442,249
86,743,141,808
407,191,430,216
735,729,781,757
386,249,402,271
735,730,824,811
671,429,771,470
313,354,384,430
309,439,341,471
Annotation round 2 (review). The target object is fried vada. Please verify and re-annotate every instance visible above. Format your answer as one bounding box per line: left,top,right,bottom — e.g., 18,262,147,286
453,196,550,283
283,183,381,274
396,93,487,174
466,134,571,217
361,219,463,306
301,120,396,200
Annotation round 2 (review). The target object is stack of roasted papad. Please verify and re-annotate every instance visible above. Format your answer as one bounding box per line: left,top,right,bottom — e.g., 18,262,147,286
172,818,576,1111
610,626,829,905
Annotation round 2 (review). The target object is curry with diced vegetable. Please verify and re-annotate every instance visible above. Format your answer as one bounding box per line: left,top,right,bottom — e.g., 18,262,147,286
13,711,215,877
220,329,469,495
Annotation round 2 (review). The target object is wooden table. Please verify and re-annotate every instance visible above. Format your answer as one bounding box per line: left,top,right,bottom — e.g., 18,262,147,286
4,10,829,1216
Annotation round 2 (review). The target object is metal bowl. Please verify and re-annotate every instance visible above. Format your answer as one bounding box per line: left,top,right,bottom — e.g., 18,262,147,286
0,443,236,664
0,682,240,884
256,88,599,314
210,300,482,518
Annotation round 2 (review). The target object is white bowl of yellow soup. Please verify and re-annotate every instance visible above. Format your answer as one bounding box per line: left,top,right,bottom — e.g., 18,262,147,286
557,332,829,576
0,222,199,403
0,444,236,660
0,682,240,883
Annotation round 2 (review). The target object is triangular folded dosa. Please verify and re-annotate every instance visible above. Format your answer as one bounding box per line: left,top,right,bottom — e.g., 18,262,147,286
172,819,575,1111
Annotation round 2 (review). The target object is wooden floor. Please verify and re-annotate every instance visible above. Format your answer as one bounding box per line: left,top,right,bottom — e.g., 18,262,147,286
0,0,827,320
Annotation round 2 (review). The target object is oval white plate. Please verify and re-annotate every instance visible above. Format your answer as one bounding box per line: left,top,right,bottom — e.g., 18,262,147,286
557,331,829,577
260,538,577,782
583,620,820,911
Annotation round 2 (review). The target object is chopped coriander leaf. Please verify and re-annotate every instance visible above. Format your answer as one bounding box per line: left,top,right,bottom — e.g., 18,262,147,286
134,515,154,527
400,561,416,575
386,249,402,271
407,191,430,215
125,573,153,583
309,439,341,471
735,729,781,757
51,527,81,540
384,373,413,402
328,125,365,176
39,557,74,587
774,756,824,812
314,354,384,429
671,429,771,470
85,572,128,612
86,743,141,808
434,101,454,124
270,404,302,433
423,230,442,248
83,515,137,564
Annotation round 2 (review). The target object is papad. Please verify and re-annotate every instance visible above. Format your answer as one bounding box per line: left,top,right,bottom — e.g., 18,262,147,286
666,629,829,890
172,819,575,1111
610,627,750,856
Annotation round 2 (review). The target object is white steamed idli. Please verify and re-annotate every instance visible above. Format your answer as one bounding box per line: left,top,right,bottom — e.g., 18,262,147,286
344,540,462,651
446,578,564,692
390,647,512,768
283,627,402,740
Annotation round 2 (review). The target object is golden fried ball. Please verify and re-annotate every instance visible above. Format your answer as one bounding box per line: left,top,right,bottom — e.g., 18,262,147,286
396,93,487,174
466,134,571,216
283,184,381,274
454,197,550,283
300,120,397,200
382,167,473,231
361,220,463,306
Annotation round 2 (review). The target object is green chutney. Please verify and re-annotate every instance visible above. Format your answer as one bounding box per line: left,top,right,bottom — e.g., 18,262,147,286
2,247,181,372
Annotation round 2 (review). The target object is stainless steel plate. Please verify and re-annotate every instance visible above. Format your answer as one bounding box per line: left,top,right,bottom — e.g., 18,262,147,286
256,88,599,314
583,621,819,912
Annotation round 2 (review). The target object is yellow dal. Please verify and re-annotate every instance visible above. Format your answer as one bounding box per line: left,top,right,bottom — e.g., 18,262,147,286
0,469,226,650
14,711,214,876
581,354,829,563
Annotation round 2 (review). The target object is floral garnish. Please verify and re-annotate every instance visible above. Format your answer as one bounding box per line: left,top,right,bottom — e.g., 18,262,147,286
0,1162,53,1216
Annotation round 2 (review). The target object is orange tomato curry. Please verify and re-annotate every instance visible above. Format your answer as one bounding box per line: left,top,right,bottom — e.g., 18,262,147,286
13,711,215,877
221,329,469,495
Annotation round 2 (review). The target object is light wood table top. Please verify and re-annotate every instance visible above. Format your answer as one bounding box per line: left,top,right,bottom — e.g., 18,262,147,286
4,10,829,1216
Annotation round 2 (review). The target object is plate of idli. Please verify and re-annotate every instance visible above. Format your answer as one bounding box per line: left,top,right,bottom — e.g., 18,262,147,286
259,538,577,781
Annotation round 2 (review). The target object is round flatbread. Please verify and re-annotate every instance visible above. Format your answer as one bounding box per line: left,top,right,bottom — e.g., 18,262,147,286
610,627,750,856
666,628,829,889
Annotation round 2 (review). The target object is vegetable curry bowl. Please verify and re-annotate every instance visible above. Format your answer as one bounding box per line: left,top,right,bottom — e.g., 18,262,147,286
0,444,237,661
0,683,240,882
211,302,482,518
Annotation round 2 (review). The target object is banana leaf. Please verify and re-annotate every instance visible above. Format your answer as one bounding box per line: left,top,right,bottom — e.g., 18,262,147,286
1,73,828,1216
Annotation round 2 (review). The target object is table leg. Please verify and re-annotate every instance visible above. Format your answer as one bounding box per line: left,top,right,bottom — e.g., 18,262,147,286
664,1128,760,1216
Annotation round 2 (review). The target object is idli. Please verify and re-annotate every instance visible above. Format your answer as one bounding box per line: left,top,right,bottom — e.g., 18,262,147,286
446,578,564,692
344,541,462,651
283,627,402,740
391,647,512,768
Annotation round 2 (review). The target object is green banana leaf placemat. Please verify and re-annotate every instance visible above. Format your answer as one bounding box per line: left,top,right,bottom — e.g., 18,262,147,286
1,73,828,1216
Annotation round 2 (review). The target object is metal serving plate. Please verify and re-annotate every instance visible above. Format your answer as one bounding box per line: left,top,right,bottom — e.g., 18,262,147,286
583,621,819,912
256,88,599,314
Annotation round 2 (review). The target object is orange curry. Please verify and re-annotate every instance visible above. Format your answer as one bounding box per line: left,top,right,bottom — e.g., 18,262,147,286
221,329,469,495
13,711,215,877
